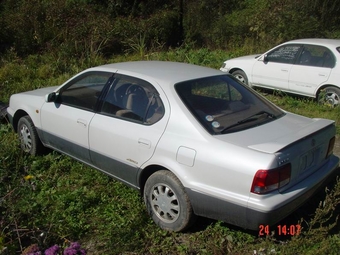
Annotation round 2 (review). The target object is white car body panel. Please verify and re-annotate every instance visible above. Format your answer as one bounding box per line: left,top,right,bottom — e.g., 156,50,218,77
252,59,291,90
41,103,95,162
288,65,331,95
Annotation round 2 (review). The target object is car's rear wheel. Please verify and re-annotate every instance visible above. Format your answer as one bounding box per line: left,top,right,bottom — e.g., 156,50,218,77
17,116,44,155
318,86,340,107
232,70,249,86
144,170,196,232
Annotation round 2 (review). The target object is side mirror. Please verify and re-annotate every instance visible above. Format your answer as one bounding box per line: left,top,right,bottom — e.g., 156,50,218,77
45,92,57,102
263,54,269,63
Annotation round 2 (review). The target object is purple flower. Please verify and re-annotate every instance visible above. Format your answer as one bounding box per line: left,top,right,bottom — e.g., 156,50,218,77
63,242,86,255
69,242,81,250
63,248,77,255
45,245,60,255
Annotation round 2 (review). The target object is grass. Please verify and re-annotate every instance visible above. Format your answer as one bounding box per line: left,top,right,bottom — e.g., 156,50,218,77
1,49,340,254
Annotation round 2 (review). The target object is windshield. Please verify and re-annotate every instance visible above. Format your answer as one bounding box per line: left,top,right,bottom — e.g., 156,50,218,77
175,75,285,135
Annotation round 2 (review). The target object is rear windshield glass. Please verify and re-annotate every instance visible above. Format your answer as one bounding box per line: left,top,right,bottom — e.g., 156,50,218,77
175,75,285,134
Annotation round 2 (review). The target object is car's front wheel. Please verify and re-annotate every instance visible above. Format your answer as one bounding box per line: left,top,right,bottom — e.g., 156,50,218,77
144,170,196,232
318,86,340,107
232,70,249,86
17,116,44,155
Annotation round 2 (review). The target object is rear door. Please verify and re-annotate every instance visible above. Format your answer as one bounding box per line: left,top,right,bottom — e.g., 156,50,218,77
289,45,333,96
88,74,169,187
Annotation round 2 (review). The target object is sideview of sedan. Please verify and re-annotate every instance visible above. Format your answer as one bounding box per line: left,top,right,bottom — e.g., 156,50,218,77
220,39,340,107
7,61,339,232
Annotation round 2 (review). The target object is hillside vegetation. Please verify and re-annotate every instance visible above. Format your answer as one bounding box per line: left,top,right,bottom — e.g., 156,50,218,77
1,0,340,254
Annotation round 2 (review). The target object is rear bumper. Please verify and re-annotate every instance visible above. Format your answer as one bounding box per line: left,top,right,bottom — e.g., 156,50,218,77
187,154,339,230
247,154,339,229
248,155,339,228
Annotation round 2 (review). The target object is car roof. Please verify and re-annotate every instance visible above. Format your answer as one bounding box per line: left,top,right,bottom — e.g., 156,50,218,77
88,61,224,85
285,38,340,48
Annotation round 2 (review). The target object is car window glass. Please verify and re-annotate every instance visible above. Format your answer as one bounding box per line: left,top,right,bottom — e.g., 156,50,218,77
191,80,243,101
175,75,284,134
59,72,112,111
101,76,164,124
297,45,335,68
266,45,301,64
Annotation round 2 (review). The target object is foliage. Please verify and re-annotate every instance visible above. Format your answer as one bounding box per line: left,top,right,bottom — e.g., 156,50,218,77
1,0,340,59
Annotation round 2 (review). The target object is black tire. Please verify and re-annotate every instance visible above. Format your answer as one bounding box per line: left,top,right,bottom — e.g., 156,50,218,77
144,170,196,232
318,86,340,107
17,116,44,155
232,70,249,86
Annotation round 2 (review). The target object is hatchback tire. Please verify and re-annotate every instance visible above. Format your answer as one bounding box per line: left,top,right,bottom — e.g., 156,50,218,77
232,70,249,86
17,116,44,155
144,170,196,232
318,86,340,107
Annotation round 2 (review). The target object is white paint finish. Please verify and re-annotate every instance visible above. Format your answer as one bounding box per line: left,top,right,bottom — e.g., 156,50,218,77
40,103,94,151
89,112,168,168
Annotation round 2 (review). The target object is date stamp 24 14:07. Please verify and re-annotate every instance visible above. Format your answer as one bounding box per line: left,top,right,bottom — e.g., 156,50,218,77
259,224,302,236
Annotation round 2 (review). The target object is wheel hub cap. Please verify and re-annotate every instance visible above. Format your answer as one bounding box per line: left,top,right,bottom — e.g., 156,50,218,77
150,184,180,223
325,92,339,107
20,125,32,152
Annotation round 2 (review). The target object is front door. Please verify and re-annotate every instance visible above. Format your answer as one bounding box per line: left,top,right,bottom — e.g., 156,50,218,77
40,71,114,163
252,44,302,91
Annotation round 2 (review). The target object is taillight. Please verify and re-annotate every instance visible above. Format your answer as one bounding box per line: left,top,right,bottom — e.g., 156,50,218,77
251,164,291,194
326,137,335,158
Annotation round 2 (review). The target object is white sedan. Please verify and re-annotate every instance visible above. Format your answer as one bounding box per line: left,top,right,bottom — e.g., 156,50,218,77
220,39,340,107
7,61,339,232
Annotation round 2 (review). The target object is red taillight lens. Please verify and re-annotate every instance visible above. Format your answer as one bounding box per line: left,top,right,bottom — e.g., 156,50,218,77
251,164,291,194
326,137,335,158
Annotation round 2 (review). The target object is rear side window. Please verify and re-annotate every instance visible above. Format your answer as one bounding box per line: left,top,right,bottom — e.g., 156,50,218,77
100,75,164,124
296,45,335,68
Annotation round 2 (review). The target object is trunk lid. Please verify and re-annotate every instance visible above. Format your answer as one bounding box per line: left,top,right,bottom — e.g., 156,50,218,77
215,112,337,191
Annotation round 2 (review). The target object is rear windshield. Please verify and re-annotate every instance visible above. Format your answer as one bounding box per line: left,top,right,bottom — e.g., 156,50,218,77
175,75,285,134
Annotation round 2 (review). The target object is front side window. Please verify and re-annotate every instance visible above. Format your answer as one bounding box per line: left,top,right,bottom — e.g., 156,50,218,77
175,75,285,134
266,44,302,64
58,72,113,111
100,75,164,124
